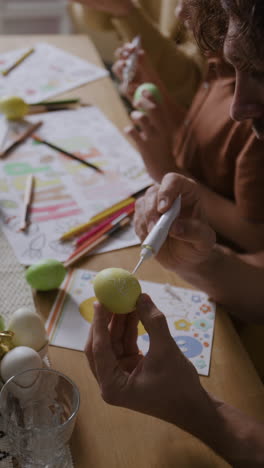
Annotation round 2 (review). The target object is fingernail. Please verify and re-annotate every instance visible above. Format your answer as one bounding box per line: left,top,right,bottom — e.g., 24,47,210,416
124,125,133,134
158,198,168,210
142,90,151,98
172,221,184,235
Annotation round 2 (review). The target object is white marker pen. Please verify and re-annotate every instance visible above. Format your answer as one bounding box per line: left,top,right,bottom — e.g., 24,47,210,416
133,195,181,274
122,35,141,93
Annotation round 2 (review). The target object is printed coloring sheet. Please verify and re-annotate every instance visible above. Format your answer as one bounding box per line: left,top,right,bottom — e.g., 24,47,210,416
46,269,216,376
0,43,108,104
0,107,152,265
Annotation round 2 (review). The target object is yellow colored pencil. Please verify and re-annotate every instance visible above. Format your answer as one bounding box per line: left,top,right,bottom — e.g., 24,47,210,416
60,196,135,241
2,48,35,76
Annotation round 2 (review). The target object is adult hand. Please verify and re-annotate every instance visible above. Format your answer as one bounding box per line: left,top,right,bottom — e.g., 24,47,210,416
71,0,134,17
86,294,211,433
134,173,216,272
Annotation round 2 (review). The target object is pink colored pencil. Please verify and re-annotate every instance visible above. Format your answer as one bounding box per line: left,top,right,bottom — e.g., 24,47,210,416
74,202,135,247
64,216,131,268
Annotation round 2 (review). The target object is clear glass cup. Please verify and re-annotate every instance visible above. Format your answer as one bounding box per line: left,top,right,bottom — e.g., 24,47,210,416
0,368,80,468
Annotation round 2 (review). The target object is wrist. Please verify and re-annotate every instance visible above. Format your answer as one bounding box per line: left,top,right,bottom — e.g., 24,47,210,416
177,389,264,468
175,243,222,283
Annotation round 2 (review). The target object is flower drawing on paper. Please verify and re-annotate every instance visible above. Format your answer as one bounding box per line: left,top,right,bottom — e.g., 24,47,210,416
174,319,192,331
193,318,212,332
200,304,212,314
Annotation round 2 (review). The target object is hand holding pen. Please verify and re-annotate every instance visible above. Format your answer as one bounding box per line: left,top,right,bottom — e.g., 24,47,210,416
133,173,216,274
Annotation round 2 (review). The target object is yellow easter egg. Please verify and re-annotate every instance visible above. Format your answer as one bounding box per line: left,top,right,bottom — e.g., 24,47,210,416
0,96,29,120
93,268,141,314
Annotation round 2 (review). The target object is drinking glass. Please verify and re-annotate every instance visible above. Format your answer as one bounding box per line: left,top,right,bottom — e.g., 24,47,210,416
0,368,80,468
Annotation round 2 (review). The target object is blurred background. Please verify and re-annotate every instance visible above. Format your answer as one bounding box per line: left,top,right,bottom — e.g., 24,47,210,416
0,0,177,64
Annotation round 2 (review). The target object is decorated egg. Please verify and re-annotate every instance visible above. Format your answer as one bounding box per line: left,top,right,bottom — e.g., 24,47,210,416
25,259,67,291
93,268,141,314
134,83,162,109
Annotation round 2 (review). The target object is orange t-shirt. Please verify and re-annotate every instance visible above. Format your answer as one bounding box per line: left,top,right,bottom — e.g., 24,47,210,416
173,64,264,222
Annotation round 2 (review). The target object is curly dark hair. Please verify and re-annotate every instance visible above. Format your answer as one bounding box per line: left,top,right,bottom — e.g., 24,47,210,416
186,0,264,57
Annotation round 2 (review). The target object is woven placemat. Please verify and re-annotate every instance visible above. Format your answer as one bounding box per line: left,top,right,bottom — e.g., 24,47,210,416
0,228,74,467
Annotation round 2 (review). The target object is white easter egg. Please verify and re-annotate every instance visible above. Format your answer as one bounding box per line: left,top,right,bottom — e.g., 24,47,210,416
8,307,48,351
0,346,42,385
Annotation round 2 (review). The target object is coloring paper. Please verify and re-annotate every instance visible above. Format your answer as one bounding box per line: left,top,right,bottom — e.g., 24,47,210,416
0,43,108,104
0,107,152,265
46,269,216,376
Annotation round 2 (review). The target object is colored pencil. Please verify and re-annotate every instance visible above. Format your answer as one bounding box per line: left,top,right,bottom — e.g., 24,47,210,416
75,202,135,247
0,121,42,158
60,196,135,241
32,135,103,173
64,216,131,268
31,99,81,107
19,174,34,231
2,48,35,76
67,211,132,260
28,99,87,114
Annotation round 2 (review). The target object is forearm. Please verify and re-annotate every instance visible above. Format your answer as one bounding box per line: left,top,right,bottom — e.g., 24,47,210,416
141,154,178,183
177,245,264,322
183,392,264,467
200,184,264,252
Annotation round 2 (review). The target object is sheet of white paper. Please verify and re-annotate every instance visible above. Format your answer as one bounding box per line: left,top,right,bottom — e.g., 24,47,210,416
0,43,108,104
0,107,152,264
46,269,215,376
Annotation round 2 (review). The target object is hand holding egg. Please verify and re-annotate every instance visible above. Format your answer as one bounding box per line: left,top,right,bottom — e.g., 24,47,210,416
133,83,162,112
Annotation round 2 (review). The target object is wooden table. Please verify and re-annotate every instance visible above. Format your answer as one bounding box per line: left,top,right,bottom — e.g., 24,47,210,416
2,35,263,468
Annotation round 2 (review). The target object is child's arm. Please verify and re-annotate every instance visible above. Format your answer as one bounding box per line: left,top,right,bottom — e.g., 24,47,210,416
200,183,264,252
71,0,204,108
127,110,264,251
125,90,185,182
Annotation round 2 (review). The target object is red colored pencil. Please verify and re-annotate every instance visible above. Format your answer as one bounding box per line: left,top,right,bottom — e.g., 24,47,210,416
64,216,132,268
74,202,135,247
67,210,132,261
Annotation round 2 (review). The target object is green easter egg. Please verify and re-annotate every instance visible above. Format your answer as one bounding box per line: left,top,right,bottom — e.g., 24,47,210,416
94,268,141,314
0,96,29,120
134,83,162,110
25,259,67,291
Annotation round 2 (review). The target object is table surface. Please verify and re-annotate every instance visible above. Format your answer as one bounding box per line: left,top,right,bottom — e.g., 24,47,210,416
1,35,264,468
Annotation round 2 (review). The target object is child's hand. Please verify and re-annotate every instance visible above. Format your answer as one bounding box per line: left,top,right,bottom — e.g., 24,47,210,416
125,91,176,182
113,46,172,107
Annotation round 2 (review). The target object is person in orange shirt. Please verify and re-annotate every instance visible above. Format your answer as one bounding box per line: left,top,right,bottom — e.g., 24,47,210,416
113,45,264,256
